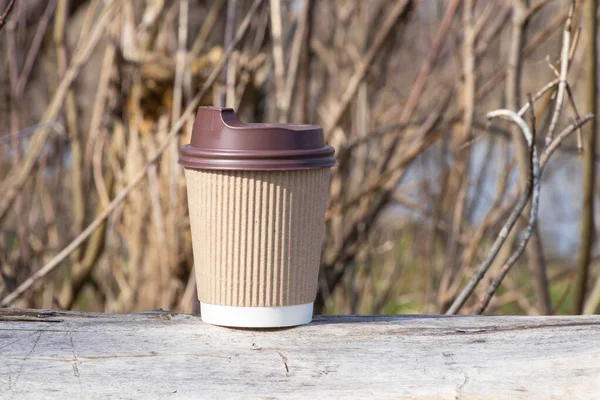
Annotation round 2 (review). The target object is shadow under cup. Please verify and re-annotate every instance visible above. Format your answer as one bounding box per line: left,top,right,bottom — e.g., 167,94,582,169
180,107,335,328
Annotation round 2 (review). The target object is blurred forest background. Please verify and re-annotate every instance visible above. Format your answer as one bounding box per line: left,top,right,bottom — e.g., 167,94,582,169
1,0,599,316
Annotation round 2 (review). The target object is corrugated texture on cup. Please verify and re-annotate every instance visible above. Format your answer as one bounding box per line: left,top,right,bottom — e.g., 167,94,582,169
185,168,330,307
179,107,336,170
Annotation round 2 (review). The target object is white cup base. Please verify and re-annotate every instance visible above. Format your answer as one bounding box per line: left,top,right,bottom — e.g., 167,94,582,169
200,302,313,328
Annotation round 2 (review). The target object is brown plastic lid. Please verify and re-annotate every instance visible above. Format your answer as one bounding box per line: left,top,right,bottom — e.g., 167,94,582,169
179,107,336,170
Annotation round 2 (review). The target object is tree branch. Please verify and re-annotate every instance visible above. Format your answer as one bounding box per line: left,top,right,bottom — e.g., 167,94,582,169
0,0,264,307
446,109,536,315
475,94,541,314
0,0,16,31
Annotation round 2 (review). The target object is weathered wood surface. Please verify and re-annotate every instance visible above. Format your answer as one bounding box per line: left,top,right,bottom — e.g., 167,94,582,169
0,309,599,399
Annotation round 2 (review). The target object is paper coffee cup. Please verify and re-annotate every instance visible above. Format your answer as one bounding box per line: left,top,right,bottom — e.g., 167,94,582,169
179,107,335,328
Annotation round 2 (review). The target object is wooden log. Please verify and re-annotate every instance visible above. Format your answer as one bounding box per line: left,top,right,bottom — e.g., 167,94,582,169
0,308,599,399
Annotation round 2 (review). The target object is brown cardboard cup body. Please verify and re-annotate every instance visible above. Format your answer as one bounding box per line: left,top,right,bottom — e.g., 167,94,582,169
185,168,330,308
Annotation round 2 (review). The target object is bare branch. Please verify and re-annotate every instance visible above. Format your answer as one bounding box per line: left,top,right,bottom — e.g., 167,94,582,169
323,0,412,136
475,94,541,314
15,0,56,96
574,0,597,314
0,122,66,146
517,78,559,117
546,2,574,146
399,0,459,122
541,114,594,166
0,0,16,31
280,0,311,122
0,0,264,307
525,0,551,21
446,109,536,315
269,0,285,115
0,0,121,224
564,84,584,153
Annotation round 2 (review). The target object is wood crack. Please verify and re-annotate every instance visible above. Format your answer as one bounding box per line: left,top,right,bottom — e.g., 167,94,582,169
11,330,42,392
276,351,290,376
68,324,83,398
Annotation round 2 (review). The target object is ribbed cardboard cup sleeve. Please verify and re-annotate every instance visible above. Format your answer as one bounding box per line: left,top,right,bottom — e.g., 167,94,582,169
185,168,330,307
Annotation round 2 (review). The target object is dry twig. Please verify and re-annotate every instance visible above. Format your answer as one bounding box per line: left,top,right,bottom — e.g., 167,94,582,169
0,0,15,31
475,95,541,314
0,0,121,223
0,0,264,307
323,0,412,136
546,2,574,145
446,109,537,315
574,0,597,314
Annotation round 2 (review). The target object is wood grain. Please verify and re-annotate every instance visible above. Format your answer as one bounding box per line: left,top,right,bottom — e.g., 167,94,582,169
0,309,599,399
